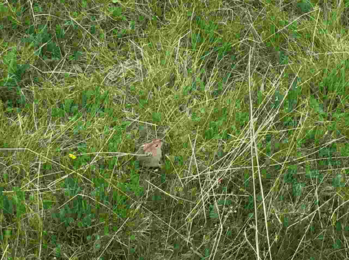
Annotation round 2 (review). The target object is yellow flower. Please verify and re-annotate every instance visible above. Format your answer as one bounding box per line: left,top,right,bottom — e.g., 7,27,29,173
69,153,77,160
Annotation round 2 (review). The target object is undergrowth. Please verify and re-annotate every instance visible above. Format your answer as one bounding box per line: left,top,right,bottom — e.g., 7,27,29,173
1,0,349,259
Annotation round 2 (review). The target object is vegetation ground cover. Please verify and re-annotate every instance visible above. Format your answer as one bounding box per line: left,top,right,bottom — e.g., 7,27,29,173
1,0,349,259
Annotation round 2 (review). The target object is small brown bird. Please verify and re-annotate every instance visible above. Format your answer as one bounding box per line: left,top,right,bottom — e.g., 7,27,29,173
137,139,163,167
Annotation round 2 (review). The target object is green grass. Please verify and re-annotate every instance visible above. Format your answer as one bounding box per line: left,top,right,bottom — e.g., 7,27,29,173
1,0,349,259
